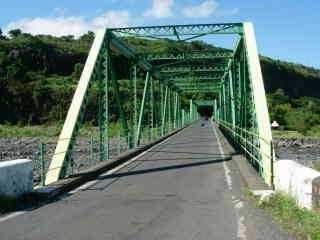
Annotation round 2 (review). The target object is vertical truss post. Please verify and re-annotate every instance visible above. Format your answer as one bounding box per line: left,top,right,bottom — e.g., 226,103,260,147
160,82,164,135
222,84,226,121
218,90,221,121
111,61,129,144
228,69,236,132
173,92,178,129
133,65,138,147
189,99,193,122
235,60,242,140
150,76,154,140
136,72,150,146
182,109,185,126
177,95,180,128
168,88,172,131
214,99,217,119
161,86,168,135
99,44,110,162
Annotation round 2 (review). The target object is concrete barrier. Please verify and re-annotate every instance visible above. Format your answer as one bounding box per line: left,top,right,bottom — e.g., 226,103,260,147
0,159,33,197
274,160,320,210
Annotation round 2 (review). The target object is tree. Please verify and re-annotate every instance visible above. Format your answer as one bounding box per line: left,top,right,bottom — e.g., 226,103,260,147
79,31,95,42
8,29,22,38
72,63,84,79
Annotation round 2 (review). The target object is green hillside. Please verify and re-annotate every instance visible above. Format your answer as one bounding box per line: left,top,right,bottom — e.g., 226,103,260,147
1,29,320,134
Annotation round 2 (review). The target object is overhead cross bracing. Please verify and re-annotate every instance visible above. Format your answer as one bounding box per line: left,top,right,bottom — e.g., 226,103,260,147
45,22,274,188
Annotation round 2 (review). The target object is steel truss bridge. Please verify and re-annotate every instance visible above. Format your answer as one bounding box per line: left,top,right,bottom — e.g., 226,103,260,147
44,22,274,187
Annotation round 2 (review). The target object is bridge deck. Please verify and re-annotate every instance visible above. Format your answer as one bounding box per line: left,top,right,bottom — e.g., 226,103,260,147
0,121,293,239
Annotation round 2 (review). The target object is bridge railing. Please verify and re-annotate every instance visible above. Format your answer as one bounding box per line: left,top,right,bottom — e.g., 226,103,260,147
213,118,274,188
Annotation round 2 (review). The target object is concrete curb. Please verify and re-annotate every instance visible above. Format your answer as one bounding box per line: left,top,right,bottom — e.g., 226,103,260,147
35,126,188,199
274,160,320,210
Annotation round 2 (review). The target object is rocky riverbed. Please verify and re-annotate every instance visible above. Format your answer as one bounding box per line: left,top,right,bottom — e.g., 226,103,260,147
1,136,320,185
273,137,320,168
0,136,151,185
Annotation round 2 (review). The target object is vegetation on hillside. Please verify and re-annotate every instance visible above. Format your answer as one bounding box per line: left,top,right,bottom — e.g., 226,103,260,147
268,89,320,136
1,28,320,136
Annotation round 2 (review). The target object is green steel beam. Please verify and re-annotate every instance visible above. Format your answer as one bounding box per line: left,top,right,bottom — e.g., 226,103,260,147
109,33,153,72
194,100,214,106
111,60,129,137
166,74,224,81
132,66,138,147
174,92,178,128
150,76,154,137
161,86,168,135
174,82,220,87
167,77,222,83
180,89,220,93
110,23,243,38
228,69,236,132
136,72,150,146
45,29,108,184
143,51,233,61
160,65,227,73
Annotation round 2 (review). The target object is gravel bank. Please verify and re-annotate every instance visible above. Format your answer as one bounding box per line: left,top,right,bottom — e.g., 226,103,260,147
0,136,151,185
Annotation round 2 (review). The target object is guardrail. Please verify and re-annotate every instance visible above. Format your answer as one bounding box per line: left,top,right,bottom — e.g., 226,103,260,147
34,123,176,187
213,118,275,187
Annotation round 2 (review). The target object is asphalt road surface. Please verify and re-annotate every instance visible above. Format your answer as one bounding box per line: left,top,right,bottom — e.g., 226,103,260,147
0,121,294,240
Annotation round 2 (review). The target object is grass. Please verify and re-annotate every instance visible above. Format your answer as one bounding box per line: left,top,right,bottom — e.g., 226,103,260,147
0,122,121,138
312,162,320,172
272,129,320,139
259,193,320,239
272,130,307,139
0,122,164,140
0,124,62,137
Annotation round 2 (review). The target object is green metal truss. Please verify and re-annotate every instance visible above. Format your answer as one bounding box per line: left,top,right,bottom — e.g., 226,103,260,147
159,65,228,73
45,22,274,187
142,51,233,61
110,23,243,40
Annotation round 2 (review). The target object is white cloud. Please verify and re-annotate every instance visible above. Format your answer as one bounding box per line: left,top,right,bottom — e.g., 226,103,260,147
5,17,91,37
182,0,238,18
92,10,130,28
4,10,131,38
183,0,218,18
143,0,174,18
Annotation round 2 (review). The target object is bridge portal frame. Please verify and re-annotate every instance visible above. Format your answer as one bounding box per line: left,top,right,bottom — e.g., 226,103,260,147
45,22,274,187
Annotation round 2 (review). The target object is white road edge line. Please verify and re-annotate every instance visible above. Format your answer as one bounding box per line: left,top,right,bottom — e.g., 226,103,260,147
211,121,232,190
0,128,186,224
211,121,247,240
0,211,27,224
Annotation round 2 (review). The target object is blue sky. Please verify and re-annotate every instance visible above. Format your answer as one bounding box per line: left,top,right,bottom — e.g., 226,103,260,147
1,0,319,68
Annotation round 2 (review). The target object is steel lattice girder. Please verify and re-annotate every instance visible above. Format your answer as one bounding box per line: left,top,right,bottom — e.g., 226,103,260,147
174,82,220,88
194,100,214,106
166,79,222,86
110,23,243,39
166,73,224,81
178,85,220,91
143,51,233,61
160,65,227,73
182,89,220,93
